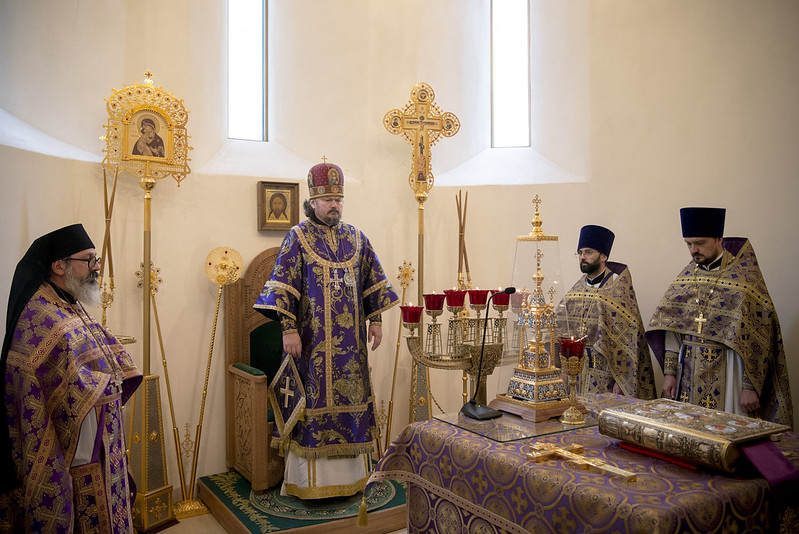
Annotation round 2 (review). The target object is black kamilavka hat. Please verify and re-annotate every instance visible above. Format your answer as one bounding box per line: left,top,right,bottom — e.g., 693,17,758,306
680,207,726,238
578,225,615,257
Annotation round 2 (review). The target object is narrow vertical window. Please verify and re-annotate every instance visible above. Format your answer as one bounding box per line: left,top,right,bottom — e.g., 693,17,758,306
228,0,266,141
491,0,530,148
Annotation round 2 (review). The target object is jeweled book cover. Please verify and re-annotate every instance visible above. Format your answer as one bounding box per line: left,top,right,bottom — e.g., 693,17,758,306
598,398,790,472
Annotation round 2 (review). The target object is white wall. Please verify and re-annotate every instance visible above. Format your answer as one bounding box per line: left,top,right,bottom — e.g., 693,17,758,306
1,0,797,503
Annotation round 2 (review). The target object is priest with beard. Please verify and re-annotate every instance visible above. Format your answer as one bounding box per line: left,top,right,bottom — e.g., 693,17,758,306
0,224,142,533
647,207,793,426
556,225,655,400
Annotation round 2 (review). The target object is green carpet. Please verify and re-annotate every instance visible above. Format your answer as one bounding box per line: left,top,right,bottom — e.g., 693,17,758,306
199,471,406,533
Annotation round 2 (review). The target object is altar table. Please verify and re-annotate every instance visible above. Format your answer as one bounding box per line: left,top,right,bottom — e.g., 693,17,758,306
370,413,799,533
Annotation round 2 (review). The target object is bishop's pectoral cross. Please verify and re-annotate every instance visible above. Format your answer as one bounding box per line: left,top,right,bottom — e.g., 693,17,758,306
112,373,124,392
280,376,295,408
694,312,708,334
330,270,344,291
526,442,637,481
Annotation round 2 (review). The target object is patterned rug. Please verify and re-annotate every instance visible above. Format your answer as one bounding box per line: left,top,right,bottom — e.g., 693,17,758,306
250,479,396,520
199,471,406,533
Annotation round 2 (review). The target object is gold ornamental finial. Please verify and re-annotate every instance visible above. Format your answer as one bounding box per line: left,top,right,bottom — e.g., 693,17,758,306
518,194,558,242
144,69,154,86
397,261,415,293
321,155,328,163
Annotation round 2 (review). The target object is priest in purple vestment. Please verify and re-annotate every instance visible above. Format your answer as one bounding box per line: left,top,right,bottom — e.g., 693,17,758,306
254,160,399,499
0,223,142,533
557,225,655,400
647,207,793,427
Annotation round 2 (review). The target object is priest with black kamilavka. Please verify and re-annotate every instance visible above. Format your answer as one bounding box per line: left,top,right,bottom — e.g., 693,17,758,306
557,225,655,399
647,207,793,427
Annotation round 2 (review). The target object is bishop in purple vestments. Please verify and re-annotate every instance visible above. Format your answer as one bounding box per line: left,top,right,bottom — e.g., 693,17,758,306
254,161,398,499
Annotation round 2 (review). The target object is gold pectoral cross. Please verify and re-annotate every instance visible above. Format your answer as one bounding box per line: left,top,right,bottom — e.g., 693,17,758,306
526,442,637,481
694,312,707,334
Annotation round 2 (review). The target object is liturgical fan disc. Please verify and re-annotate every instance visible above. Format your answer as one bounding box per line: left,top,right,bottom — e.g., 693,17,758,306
204,247,243,286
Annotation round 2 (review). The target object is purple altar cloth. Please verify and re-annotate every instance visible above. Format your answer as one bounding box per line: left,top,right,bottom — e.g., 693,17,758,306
370,418,799,533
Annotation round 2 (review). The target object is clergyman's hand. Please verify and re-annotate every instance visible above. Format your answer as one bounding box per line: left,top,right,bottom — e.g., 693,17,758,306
662,375,677,399
283,332,302,358
740,388,760,413
368,324,383,351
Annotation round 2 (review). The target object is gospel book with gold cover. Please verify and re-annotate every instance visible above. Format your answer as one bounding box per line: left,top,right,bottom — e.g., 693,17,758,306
597,399,790,472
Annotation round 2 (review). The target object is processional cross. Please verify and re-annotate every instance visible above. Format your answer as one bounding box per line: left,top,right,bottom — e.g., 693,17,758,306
526,442,637,481
385,83,460,423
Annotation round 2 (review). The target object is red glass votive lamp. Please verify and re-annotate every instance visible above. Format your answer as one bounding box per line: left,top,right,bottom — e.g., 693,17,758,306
491,288,511,307
400,305,424,324
558,336,587,358
423,293,446,311
443,289,467,308
468,289,489,307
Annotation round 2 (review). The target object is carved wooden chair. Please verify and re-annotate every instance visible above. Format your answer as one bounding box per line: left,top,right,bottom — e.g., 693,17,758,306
224,247,285,491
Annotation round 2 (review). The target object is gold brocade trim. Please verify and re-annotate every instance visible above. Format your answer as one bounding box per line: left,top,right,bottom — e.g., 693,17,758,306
287,440,376,460
264,279,302,300
283,473,369,500
682,338,724,349
363,278,388,298
672,274,772,309
251,303,297,323
304,399,372,416
368,471,528,534
366,299,399,322
564,289,639,324
295,223,362,270
664,351,678,373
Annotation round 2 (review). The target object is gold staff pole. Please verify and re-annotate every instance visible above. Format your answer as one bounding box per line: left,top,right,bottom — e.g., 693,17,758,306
455,190,473,402
385,261,414,452
384,82,459,422
142,175,154,376
101,69,191,532
176,248,242,516
148,275,188,503
99,167,119,328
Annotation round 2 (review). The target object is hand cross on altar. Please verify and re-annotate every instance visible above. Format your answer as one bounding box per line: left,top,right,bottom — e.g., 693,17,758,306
525,442,637,481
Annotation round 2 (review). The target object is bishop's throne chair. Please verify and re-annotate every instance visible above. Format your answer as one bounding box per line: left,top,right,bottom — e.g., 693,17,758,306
225,247,285,491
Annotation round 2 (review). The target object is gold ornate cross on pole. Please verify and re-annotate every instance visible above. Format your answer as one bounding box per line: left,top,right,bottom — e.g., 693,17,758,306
385,83,459,423
384,82,460,304
525,442,637,481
